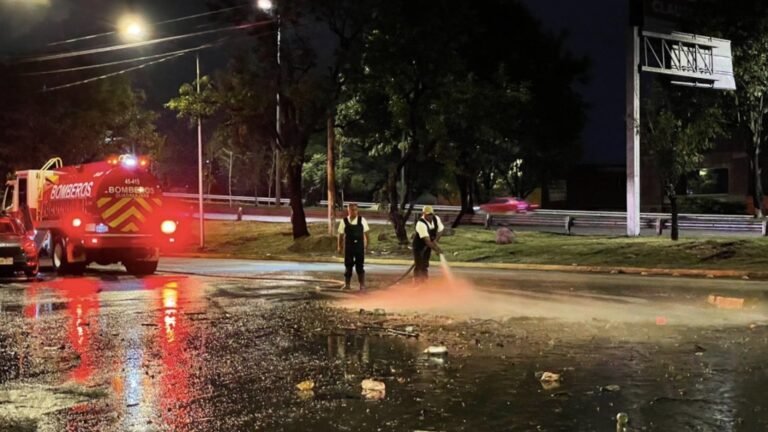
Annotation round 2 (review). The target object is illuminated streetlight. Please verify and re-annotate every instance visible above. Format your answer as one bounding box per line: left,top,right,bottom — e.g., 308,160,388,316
257,0,273,11
118,14,148,42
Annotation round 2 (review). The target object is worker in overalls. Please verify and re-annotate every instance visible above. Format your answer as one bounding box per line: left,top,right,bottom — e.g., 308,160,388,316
412,205,444,283
337,203,370,290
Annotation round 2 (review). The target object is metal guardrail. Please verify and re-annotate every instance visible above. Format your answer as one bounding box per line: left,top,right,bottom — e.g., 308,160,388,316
164,192,290,206
163,192,766,234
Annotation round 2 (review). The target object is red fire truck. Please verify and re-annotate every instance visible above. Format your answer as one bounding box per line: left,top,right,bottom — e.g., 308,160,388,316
2,155,179,276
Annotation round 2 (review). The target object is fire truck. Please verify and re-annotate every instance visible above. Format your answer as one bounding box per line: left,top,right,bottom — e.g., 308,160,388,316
2,155,178,276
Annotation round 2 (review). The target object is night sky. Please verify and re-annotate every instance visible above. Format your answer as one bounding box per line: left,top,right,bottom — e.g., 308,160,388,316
1,0,629,165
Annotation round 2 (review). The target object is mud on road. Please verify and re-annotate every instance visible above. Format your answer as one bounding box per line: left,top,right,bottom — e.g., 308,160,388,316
0,269,767,431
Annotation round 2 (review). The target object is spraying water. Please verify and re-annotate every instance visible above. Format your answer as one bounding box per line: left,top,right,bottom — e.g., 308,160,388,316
439,254,456,284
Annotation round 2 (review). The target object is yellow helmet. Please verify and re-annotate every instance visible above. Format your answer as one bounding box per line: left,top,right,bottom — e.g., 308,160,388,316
422,205,434,214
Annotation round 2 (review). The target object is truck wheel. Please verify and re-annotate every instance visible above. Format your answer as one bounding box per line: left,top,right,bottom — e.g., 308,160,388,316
52,239,69,275
124,260,158,276
52,238,86,276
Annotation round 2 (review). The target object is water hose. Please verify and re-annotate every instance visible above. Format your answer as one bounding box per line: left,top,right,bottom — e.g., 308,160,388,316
389,246,441,286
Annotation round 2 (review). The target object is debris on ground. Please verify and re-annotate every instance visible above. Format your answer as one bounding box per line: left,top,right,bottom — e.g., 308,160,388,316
536,371,561,383
536,371,562,390
361,379,386,400
656,316,668,326
296,380,315,391
616,412,630,431
707,295,745,310
424,346,448,355
387,328,419,338
600,384,621,392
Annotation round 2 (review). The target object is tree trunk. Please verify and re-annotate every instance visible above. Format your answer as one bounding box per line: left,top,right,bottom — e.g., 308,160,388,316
286,157,310,239
388,169,408,244
667,183,679,241
751,96,765,217
755,143,764,217
452,173,475,228
541,175,551,208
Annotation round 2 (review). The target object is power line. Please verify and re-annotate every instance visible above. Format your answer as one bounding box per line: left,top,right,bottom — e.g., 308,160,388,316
14,20,273,64
37,31,277,91
41,52,188,92
22,43,218,75
47,4,251,47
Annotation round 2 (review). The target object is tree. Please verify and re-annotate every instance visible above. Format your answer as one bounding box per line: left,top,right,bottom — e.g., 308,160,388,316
694,0,768,216
433,72,531,226
338,0,587,235
0,70,162,178
643,83,724,240
336,0,475,243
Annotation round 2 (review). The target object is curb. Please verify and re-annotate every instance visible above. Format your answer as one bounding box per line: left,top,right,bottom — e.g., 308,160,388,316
162,252,767,280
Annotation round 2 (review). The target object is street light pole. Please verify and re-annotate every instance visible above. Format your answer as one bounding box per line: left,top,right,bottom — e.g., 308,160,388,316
626,0,642,237
196,52,205,249
274,14,282,208
258,0,281,208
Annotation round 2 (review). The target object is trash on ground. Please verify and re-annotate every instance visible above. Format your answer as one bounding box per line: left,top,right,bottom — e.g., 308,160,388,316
600,384,621,392
296,380,315,391
536,371,562,390
616,412,629,431
388,328,419,338
655,316,668,326
707,295,745,310
424,345,448,355
361,379,386,400
536,371,561,383
361,379,386,392
296,390,315,400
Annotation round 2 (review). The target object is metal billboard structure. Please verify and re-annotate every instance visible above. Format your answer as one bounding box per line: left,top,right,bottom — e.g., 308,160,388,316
625,0,736,237
642,31,736,90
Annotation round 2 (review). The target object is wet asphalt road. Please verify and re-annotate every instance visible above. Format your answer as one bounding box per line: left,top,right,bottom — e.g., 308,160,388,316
1,258,768,431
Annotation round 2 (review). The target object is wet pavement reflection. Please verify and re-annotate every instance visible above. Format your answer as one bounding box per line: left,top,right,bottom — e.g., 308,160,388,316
0,265,767,431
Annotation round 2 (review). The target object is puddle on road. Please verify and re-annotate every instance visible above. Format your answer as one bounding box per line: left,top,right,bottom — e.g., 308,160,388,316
0,384,104,430
261,322,768,432
0,274,767,430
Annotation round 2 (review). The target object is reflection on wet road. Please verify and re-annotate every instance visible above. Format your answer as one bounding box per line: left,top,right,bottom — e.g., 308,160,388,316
0,259,766,431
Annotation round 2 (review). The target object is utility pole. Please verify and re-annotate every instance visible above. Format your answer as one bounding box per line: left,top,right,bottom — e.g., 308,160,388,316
626,0,642,237
327,115,337,235
196,52,205,249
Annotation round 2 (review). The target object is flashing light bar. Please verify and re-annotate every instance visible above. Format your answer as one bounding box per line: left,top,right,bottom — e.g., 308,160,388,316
107,154,151,168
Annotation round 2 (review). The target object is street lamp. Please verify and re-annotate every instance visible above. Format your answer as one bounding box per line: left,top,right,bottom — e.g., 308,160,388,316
258,0,281,208
118,14,148,42
114,12,208,248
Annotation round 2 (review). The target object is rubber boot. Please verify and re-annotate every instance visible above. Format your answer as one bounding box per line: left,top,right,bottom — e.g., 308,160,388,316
357,273,366,291
344,276,351,290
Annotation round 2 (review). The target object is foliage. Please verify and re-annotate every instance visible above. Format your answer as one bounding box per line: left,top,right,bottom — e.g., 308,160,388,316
643,81,724,239
0,71,162,178
165,76,218,125
677,197,747,215
693,0,768,216
335,0,587,236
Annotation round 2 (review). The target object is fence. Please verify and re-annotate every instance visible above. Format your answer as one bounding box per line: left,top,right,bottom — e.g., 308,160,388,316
163,193,767,235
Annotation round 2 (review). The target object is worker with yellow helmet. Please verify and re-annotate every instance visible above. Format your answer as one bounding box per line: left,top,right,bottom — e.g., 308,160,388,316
412,205,444,282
